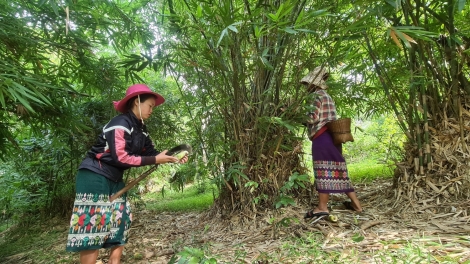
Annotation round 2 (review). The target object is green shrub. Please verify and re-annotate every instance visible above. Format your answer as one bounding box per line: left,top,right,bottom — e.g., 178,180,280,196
343,115,405,164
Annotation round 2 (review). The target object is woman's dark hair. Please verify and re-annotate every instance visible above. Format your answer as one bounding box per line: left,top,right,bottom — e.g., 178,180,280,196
125,94,157,112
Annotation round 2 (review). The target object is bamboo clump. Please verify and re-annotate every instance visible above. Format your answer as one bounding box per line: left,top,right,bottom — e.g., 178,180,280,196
393,105,470,208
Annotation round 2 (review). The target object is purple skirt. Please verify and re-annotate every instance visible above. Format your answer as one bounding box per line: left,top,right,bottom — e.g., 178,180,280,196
312,130,355,193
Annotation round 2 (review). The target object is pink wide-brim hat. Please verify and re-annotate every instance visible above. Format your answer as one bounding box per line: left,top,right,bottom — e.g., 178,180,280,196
113,84,165,113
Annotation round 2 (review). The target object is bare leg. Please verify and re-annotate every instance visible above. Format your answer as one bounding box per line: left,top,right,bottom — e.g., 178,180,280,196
345,192,363,212
108,245,124,264
313,193,330,213
79,249,99,264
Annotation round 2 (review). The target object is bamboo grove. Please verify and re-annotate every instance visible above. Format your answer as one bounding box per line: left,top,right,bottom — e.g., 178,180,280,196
1,0,469,220
156,0,470,213
160,0,336,216
359,0,470,200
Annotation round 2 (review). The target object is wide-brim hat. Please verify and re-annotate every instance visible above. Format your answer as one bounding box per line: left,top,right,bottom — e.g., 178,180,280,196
113,84,165,113
300,66,329,89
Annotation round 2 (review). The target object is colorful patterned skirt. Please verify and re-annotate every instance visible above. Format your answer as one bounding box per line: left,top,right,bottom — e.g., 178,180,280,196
66,169,132,252
312,130,355,193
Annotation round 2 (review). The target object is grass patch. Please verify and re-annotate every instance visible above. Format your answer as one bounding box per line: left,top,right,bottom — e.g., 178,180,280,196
0,219,72,262
348,159,394,182
0,222,12,233
143,184,216,212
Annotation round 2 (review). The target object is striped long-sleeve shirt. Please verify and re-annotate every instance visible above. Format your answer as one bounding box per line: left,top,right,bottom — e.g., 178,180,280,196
307,89,337,139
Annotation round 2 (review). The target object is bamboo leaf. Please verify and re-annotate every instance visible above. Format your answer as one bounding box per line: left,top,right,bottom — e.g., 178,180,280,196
134,61,149,72
0,91,5,108
385,0,402,10
26,84,52,105
260,57,274,70
216,28,227,47
271,117,296,132
277,3,293,20
294,9,305,26
389,28,403,49
254,25,264,38
196,4,202,18
294,9,329,28
282,27,297,34
262,48,269,57
8,89,34,112
310,9,329,16
217,22,241,46
267,13,278,22
450,35,463,45
401,32,417,44
457,0,466,12
393,26,438,41
48,0,60,16
227,25,238,33
296,29,318,34
12,82,46,105
344,14,371,32
393,27,416,48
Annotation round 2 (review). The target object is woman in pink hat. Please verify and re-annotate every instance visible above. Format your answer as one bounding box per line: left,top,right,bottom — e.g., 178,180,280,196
301,67,362,219
65,84,188,264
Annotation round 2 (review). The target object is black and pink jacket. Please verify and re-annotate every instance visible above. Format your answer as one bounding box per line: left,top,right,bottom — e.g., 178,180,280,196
78,111,159,182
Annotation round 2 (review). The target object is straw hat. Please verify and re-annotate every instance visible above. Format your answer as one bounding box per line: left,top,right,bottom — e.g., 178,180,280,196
300,66,329,90
113,84,165,113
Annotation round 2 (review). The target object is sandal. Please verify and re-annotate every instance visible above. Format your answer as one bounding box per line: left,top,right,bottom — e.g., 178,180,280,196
343,201,363,212
304,210,329,219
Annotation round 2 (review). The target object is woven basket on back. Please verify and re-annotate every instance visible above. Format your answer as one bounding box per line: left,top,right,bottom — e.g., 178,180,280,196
326,118,354,145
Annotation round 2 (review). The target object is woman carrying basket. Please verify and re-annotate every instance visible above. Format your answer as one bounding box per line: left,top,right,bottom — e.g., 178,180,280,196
301,67,362,219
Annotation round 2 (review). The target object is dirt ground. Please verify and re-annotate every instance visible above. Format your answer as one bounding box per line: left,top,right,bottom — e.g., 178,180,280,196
4,179,470,263
95,179,470,263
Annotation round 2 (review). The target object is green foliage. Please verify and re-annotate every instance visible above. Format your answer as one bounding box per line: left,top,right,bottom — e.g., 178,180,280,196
0,220,67,260
0,0,150,157
224,164,249,186
343,115,406,163
284,173,310,191
144,184,215,212
275,172,309,209
352,233,365,243
169,247,217,264
1,0,467,232
168,163,202,192
5,140,75,217
0,0,197,224
275,194,296,209
348,160,394,182
159,0,338,212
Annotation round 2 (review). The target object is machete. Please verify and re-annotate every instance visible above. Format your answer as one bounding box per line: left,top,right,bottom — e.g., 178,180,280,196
109,144,192,202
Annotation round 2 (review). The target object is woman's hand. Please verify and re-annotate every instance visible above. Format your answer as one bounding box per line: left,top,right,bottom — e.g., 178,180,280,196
178,154,189,164
155,150,190,164
155,150,179,164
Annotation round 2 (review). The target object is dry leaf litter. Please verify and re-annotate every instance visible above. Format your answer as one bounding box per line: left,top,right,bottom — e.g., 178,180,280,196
4,117,470,263
64,178,470,263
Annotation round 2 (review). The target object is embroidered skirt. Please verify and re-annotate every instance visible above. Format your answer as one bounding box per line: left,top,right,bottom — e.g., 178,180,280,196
66,169,132,252
312,130,355,193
